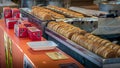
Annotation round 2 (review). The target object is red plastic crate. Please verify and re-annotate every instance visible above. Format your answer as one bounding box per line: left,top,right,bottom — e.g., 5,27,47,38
3,7,12,18
6,18,19,29
27,27,42,41
14,24,28,38
12,8,20,18
21,21,32,27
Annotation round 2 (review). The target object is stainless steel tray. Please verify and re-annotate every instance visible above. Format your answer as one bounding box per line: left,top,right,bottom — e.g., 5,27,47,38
20,8,51,31
20,8,98,32
45,27,120,68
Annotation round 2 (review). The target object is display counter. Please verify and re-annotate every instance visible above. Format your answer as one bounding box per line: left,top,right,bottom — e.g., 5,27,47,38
20,6,120,68
0,19,84,68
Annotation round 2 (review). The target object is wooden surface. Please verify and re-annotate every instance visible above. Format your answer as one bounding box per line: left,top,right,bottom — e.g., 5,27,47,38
0,19,84,68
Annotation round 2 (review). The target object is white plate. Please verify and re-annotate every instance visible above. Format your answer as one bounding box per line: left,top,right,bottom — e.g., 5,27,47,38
27,41,57,51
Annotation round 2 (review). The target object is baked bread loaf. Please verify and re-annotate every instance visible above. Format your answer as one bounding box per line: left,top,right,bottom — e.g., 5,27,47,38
47,21,58,30
31,6,65,20
46,5,84,18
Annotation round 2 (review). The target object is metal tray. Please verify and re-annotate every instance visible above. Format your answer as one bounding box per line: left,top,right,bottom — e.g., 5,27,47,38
45,7,91,17
20,8,98,32
20,8,51,31
45,27,120,68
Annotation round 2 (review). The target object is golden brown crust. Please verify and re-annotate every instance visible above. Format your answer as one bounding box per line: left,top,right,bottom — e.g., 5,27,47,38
87,41,94,51
103,49,116,58
85,33,91,37
97,46,107,55
87,34,95,40
83,40,89,48
64,31,75,39
100,40,110,46
31,6,65,20
71,33,80,42
77,35,86,46
92,43,102,53
95,46,103,54
46,5,84,18
96,39,104,44
99,46,108,56
113,45,120,53
104,43,114,48
53,24,61,31
47,21,57,29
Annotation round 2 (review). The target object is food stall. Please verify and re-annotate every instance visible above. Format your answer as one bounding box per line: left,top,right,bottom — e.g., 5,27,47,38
0,6,84,68
20,5,120,68
0,0,120,68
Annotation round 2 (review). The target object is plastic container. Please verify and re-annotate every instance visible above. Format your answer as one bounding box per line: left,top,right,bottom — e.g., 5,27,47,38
27,41,58,50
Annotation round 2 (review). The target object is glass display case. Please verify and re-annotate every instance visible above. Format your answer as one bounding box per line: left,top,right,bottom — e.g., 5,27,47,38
47,0,71,8
21,0,71,8
94,0,120,16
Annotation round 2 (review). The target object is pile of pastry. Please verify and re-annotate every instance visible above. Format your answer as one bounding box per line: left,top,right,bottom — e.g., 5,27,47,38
47,21,120,58
31,6,65,20
46,5,84,18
